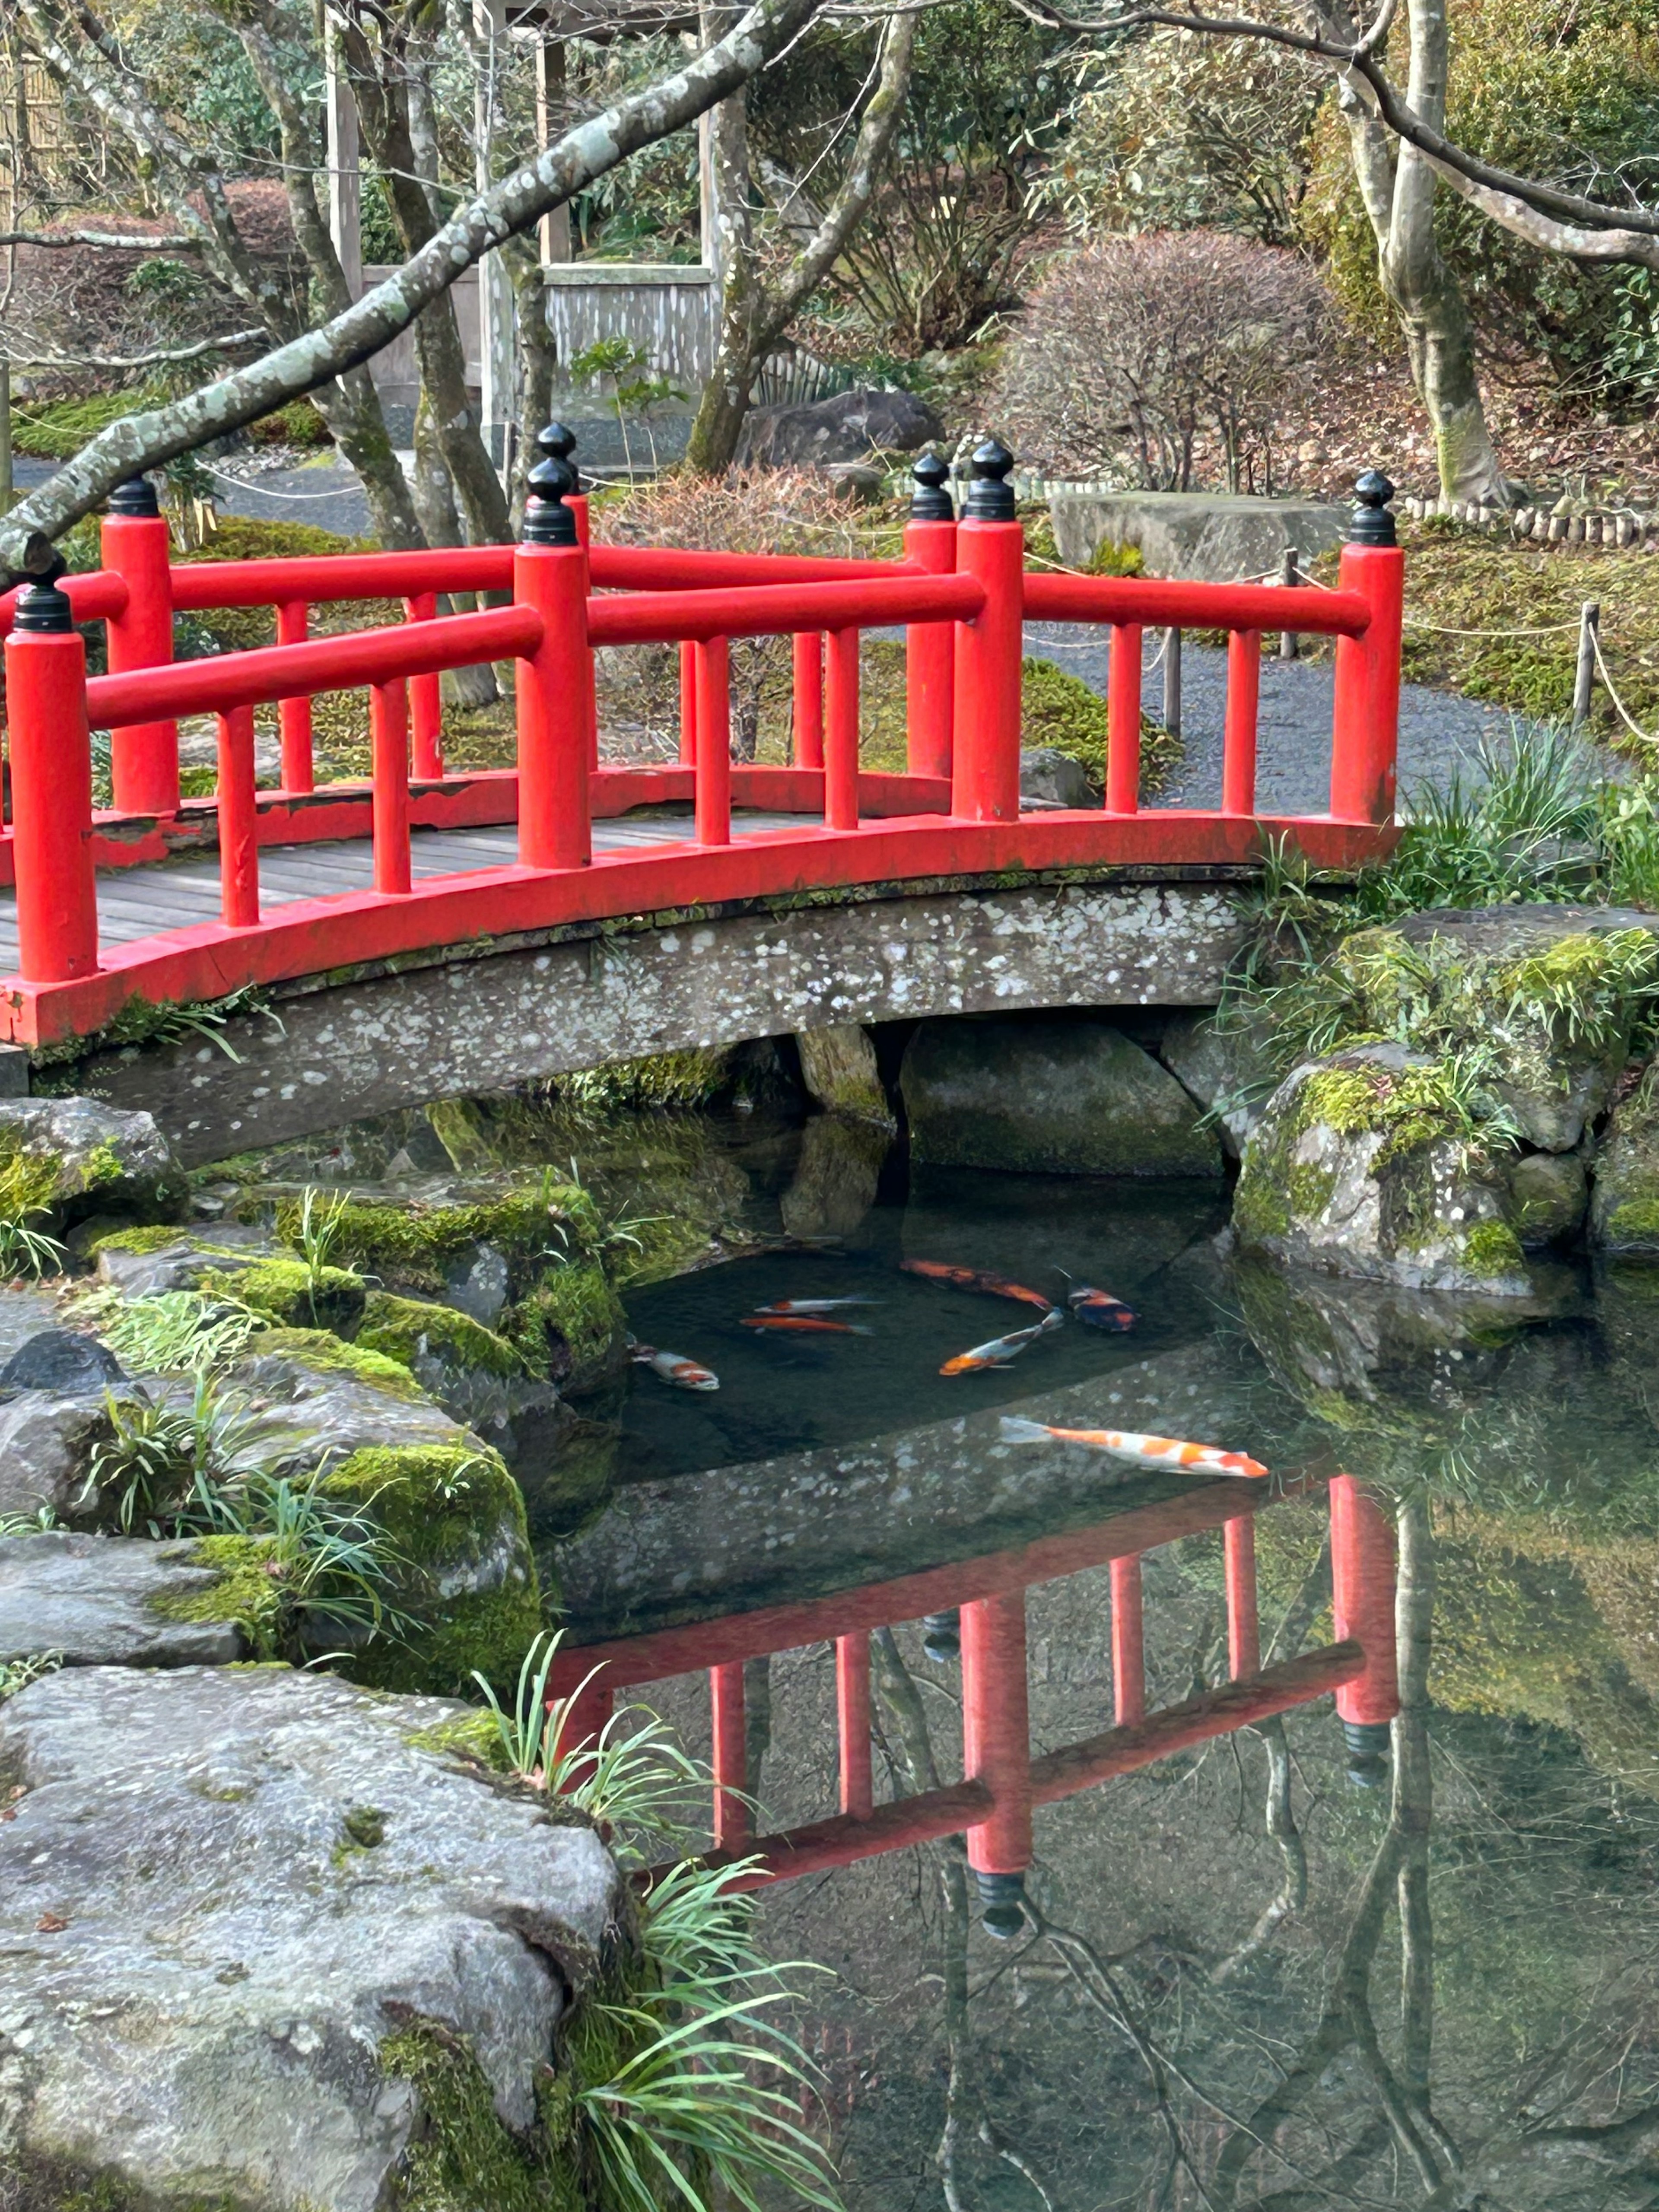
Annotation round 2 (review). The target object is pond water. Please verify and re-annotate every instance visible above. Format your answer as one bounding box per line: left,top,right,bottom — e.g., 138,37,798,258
519,1103,1659,2209
268,1088,1659,2206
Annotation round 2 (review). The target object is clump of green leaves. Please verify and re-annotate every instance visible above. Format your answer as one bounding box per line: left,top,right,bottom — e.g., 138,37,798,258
0,1651,61,1700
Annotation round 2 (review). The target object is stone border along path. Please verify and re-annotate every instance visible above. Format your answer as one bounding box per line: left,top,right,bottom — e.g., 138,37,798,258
18,455,1508,807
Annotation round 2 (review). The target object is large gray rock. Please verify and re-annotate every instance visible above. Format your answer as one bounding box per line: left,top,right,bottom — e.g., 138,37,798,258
0,1329,124,1395
0,1095,186,1230
94,1224,275,1297
1589,1069,1659,1253
1157,1008,1277,1159
794,1024,893,1128
735,386,942,470
0,1665,624,2212
194,1338,475,1481
0,1530,245,1668
1509,1147,1589,1247
901,1016,1224,1178
1234,1042,1532,1293
1047,488,1344,582
0,1389,145,1524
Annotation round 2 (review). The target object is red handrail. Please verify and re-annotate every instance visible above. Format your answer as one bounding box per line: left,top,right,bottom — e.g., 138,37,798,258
586,570,983,646
1023,571,1371,636
0,569,128,638
85,602,541,728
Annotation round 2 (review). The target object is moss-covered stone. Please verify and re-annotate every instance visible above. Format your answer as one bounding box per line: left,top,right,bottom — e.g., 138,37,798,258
1236,1042,1530,1292
1590,1063,1659,1255
90,1223,215,1258
358,1293,527,1381
1508,1147,1589,1247
210,1258,367,1335
318,1443,543,1697
503,1267,628,1394
153,1533,286,1657
245,1326,425,1400
382,2019,585,2212
274,1190,581,1295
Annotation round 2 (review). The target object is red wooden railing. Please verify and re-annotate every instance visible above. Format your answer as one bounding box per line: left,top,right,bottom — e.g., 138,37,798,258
0,440,1403,1048
547,1470,1399,1928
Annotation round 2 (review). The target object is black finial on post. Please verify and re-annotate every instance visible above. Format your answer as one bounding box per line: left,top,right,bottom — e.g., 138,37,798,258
1348,469,1397,547
976,1871,1028,1942
1342,1719,1391,1789
910,449,954,523
523,455,578,547
537,422,581,496
13,552,72,634
108,475,161,520
922,1608,960,1662
965,438,1016,523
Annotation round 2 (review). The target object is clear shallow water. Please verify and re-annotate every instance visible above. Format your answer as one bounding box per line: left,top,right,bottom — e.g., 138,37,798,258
532,1114,1659,2210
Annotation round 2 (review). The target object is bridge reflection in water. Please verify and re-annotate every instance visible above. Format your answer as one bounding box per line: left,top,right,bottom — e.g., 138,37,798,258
551,1465,1398,1932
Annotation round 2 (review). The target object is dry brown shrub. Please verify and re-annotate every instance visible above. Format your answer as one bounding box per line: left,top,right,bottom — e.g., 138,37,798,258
590,471,899,760
994,230,1330,492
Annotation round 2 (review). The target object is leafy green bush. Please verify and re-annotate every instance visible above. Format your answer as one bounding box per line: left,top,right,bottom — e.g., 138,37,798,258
1022,655,1181,798
11,387,165,460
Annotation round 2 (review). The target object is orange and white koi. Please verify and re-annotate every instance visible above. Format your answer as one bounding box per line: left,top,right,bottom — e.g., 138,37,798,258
1064,1284,1136,1332
999,1415,1267,1479
941,1309,1065,1376
751,1298,877,1316
629,1340,719,1392
741,1314,871,1335
903,1259,1055,1312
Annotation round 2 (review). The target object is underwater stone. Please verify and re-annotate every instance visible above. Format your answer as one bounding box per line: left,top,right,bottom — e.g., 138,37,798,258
901,1016,1224,1179
779,1114,890,1238
0,1665,622,2212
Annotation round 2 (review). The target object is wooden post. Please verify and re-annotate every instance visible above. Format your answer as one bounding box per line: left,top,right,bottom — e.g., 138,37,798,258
1279,544,1300,660
276,602,315,794
680,640,699,766
101,478,179,817
711,1661,751,1851
1330,471,1405,826
905,453,957,779
694,637,732,846
216,707,261,927
1329,1474,1399,1783
1573,601,1599,728
1162,626,1182,738
791,632,823,768
1222,630,1260,816
1224,1516,1261,1678
960,1589,1032,1938
407,593,444,779
1110,1555,1145,1726
836,1634,874,1819
515,456,592,871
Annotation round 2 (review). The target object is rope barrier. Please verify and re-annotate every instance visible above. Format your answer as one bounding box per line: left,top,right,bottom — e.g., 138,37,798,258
1401,614,1579,639
1589,624,1659,747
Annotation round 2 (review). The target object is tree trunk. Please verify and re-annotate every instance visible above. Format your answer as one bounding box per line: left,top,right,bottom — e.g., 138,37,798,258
503,231,557,533
684,72,761,476
412,390,498,709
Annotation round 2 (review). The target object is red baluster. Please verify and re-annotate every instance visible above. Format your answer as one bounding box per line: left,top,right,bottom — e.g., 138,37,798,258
951,441,1023,823
276,601,315,794
824,627,860,831
695,637,732,847
1111,1554,1145,1726
5,583,98,982
371,678,411,895
1225,1516,1261,1678
1329,1473,1399,1783
792,631,824,769
216,706,260,927
1330,473,1405,825
407,591,443,781
679,641,698,766
101,478,178,817
1106,623,1142,814
960,1589,1032,1937
905,454,956,779
836,1633,873,1819
1223,631,1260,817
711,1661,750,1852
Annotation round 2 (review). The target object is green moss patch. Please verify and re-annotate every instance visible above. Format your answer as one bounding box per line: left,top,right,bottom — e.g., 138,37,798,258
358,1292,527,1382
320,1443,543,1697
276,1192,578,1294
382,2019,585,2212
153,1532,285,1656
554,1048,730,1116
503,1266,626,1392
1020,654,1182,799
248,1325,428,1400
90,1224,213,1258
213,1258,367,1335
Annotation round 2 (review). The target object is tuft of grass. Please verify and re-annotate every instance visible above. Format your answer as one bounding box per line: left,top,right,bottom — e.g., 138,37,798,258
70,1287,261,1377
0,1651,61,1700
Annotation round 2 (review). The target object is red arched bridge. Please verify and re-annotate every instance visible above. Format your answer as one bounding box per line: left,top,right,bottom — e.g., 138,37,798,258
553,1465,1398,1931
0,439,1403,1053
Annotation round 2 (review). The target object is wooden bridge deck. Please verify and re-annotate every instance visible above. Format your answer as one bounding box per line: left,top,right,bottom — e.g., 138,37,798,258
0,809,811,974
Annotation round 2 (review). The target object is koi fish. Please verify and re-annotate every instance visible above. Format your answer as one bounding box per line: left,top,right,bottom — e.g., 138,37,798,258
740,1314,871,1335
999,1415,1267,1479
629,1340,719,1392
941,1309,1065,1376
751,1298,877,1316
903,1260,1055,1312
1064,1284,1137,1331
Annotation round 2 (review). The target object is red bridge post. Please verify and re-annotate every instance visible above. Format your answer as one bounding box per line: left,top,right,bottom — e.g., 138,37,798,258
836,1633,874,1819
960,1588,1033,1937
905,452,956,779
101,477,179,817
952,440,1023,823
711,1661,751,1852
824,626,860,831
406,593,443,782
276,601,315,793
1329,1473,1400,1785
5,575,99,982
694,639,732,846
791,632,824,769
1111,1555,1146,1725
1330,471,1404,826
216,706,260,926
1106,622,1142,814
515,453,592,870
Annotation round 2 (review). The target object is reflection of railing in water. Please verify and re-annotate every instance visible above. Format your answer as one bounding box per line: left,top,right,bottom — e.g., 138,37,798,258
550,1470,1399,1934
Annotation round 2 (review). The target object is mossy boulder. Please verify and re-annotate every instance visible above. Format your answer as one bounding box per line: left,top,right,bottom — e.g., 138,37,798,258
1589,1068,1659,1255
502,1265,628,1394
900,1015,1224,1178
207,1255,368,1335
194,1330,475,1483
91,1222,276,1296
273,1186,585,1308
1235,1042,1531,1292
0,1096,186,1235
1509,1147,1589,1247
356,1290,560,1447
318,1442,543,1696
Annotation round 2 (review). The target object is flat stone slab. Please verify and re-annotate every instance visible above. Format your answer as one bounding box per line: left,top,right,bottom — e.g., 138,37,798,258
0,1665,623,2212
1048,488,1345,582
0,1530,245,1668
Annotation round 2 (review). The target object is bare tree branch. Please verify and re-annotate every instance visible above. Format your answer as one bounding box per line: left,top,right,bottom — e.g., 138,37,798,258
0,0,828,582
6,331,264,369
0,229,203,249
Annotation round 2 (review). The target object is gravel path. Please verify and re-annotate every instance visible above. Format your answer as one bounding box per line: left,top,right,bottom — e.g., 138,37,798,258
18,454,1507,803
